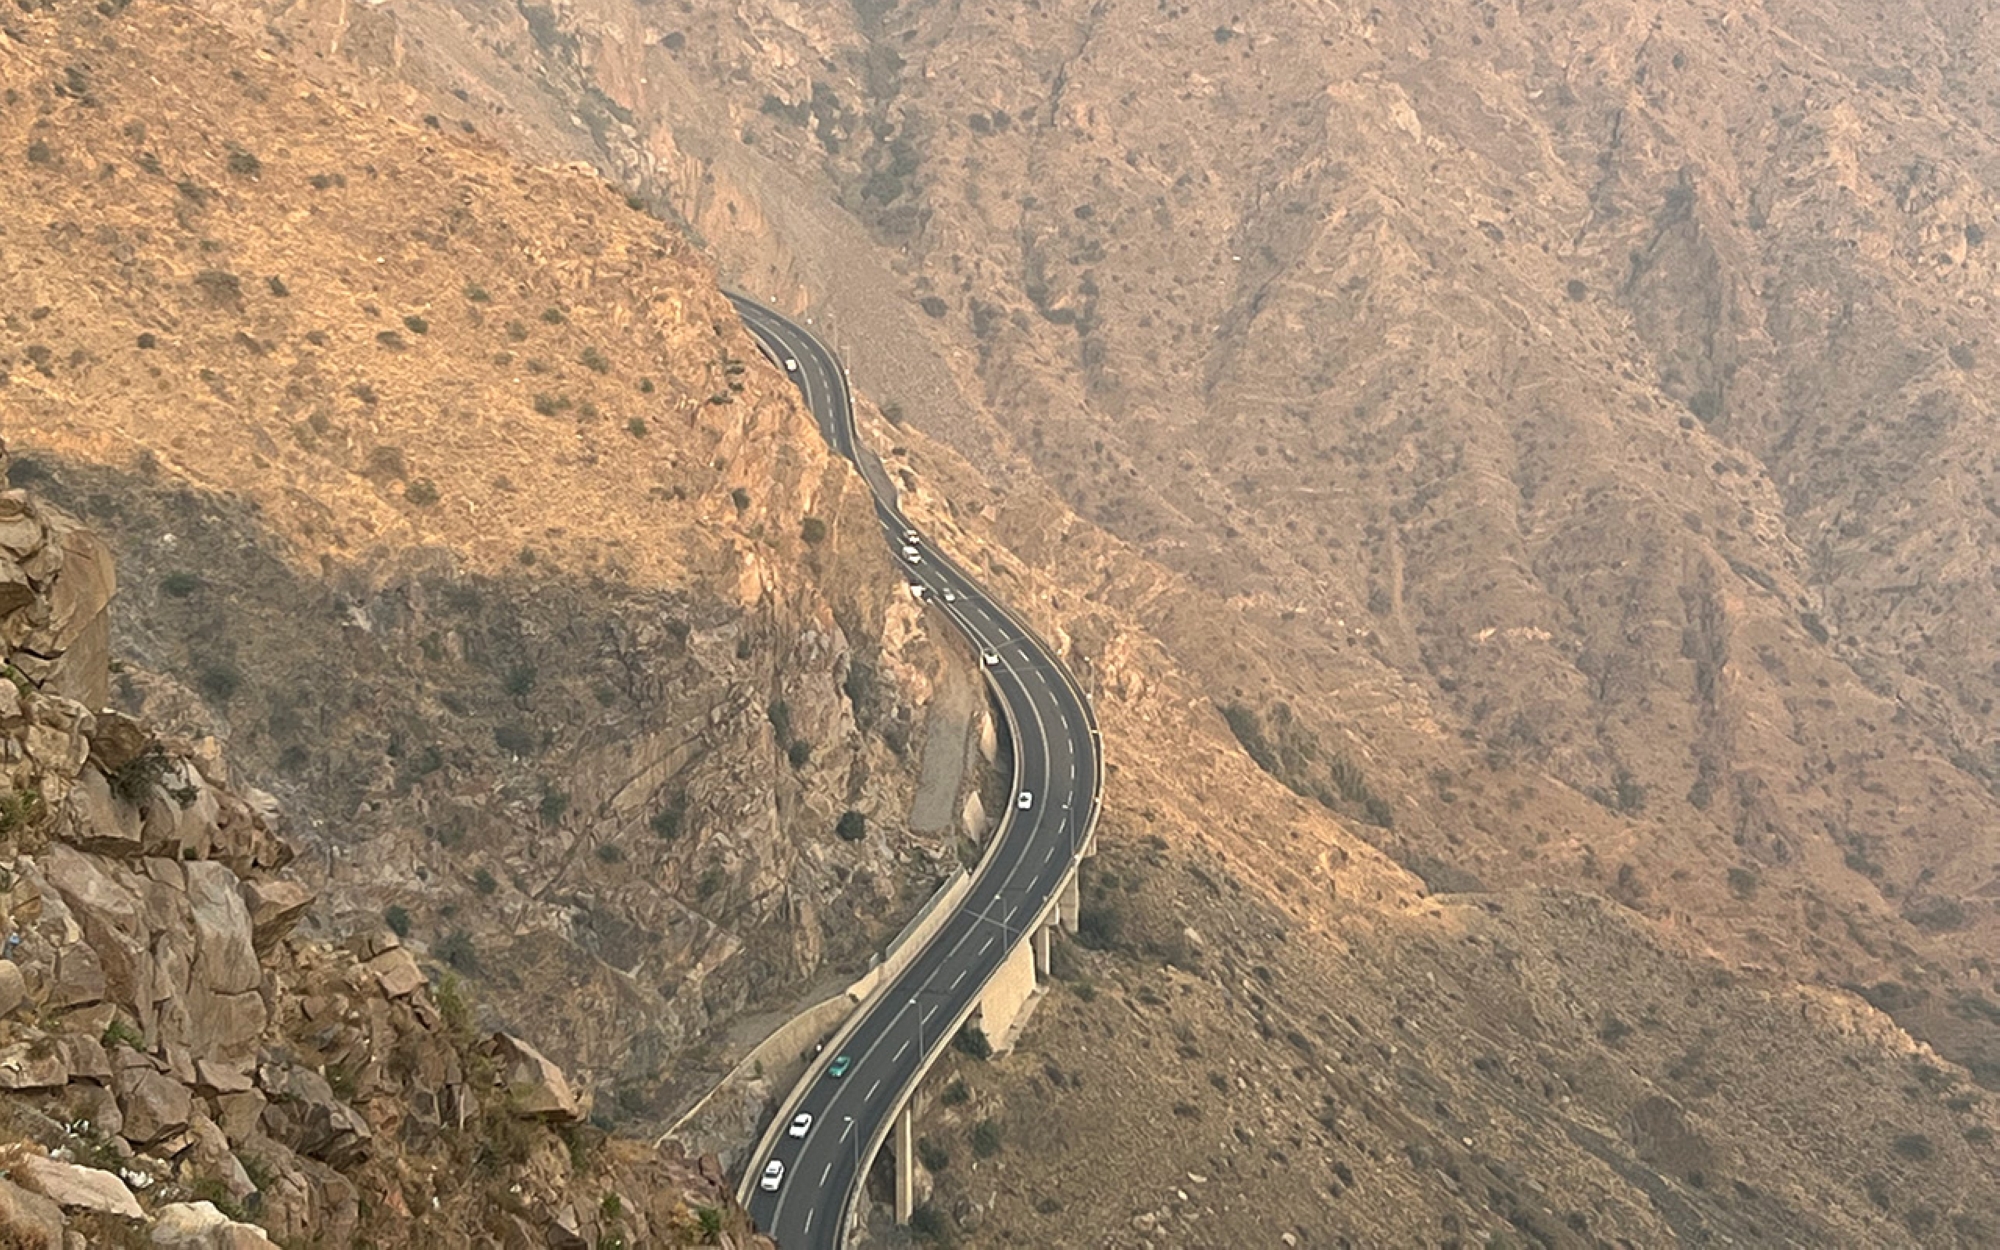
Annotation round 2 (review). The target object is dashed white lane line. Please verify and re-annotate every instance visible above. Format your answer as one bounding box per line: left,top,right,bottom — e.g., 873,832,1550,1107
894,1040,910,1063
819,1162,832,1188
866,1078,882,1102
951,967,967,990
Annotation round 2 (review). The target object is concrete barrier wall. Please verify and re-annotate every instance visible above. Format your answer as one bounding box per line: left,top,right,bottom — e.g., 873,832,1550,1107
730,864,972,1202
849,867,970,1003
660,991,857,1151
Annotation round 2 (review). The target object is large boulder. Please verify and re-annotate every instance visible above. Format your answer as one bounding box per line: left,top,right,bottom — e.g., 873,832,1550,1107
0,1038,70,1090
0,958,26,1019
116,1065,194,1146
492,1032,580,1121
10,1155,143,1219
238,879,312,956
257,1065,372,1167
149,1200,276,1248
0,1177,63,1249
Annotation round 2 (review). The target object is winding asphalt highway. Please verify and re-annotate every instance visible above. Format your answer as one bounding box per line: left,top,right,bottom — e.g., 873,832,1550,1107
729,293,1103,1247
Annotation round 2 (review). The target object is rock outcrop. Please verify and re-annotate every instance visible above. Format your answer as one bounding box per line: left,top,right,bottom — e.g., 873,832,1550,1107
0,446,766,1244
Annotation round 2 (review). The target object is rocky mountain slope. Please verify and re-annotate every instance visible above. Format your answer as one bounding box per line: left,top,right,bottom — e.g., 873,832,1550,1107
0,0,965,1139
0,444,762,1246
16,0,2000,1244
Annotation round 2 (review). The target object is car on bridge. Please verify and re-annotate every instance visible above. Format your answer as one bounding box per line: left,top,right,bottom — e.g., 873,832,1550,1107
760,1160,785,1192
788,1113,813,1139
901,544,922,564
827,1054,852,1079
981,647,999,666
1017,791,1033,810
784,357,798,372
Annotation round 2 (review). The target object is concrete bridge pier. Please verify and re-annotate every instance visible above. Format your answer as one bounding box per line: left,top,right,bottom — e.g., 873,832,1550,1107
1032,921,1051,977
1058,868,1081,934
894,1104,914,1225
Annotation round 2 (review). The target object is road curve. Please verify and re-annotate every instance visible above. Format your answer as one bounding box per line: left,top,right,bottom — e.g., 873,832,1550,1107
729,293,1104,1248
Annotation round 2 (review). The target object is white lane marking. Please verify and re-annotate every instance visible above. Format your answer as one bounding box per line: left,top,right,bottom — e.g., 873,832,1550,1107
980,935,994,955
951,967,966,989
806,1208,817,1233
867,1079,882,1102
894,1040,909,1062
820,1162,832,1187
1043,845,1055,866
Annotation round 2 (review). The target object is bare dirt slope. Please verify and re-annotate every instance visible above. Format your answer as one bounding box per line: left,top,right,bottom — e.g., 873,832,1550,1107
0,0,960,1134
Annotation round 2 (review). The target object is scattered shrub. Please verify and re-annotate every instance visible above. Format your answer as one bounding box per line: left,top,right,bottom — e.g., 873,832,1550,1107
404,478,440,506
464,283,491,303
539,788,570,826
953,1025,992,1060
403,314,430,336
800,516,828,544
266,275,289,297
731,487,751,511
384,905,411,937
969,1118,1003,1157
580,346,611,374
1893,1133,1936,1162
940,1077,969,1106
786,740,812,769
436,930,477,973
196,662,243,703
540,307,566,324
650,801,686,840
917,1137,951,1173
472,868,498,896
766,700,792,739
626,418,648,438
836,810,867,842
160,572,202,598
225,148,262,178
596,843,625,864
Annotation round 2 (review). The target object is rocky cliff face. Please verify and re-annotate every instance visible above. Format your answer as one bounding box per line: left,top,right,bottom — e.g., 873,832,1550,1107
1,0,960,1135
0,445,763,1246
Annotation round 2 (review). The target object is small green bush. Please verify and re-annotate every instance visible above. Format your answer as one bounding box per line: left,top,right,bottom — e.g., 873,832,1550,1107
836,810,867,842
917,1137,951,1172
626,418,648,438
596,842,625,864
650,803,685,840
225,148,262,177
970,1117,1003,1158
580,346,610,374
540,307,566,324
953,1025,992,1061
940,1077,969,1106
539,788,570,826
731,487,751,512
800,516,828,545
404,479,440,506
436,930,477,973
787,740,812,769
403,315,430,336
160,572,202,598
473,868,497,896
384,905,411,937
464,283,491,303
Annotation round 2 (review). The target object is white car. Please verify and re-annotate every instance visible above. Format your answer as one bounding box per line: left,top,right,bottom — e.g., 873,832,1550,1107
784,357,798,372
942,588,959,603
1017,791,1033,810
901,544,922,564
760,1159,785,1192
788,1113,813,1139
981,647,999,666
